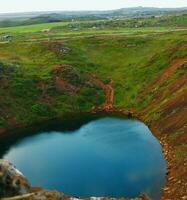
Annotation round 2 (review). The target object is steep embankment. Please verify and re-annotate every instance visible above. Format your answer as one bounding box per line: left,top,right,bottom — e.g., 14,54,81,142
138,58,187,200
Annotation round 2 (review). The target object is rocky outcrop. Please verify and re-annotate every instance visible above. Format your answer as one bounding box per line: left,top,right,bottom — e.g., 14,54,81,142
0,160,30,198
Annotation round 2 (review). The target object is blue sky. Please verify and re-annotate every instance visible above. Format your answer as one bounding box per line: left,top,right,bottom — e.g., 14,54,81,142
0,0,187,13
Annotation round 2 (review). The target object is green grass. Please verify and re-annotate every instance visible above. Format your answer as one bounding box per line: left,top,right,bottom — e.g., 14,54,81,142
0,18,186,129
0,17,186,34
0,22,70,33
60,31,186,108
0,12,186,32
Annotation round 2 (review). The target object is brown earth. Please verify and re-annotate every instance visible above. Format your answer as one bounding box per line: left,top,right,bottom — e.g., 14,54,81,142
141,57,187,98
53,64,79,93
148,93,187,200
87,72,114,111
139,58,187,200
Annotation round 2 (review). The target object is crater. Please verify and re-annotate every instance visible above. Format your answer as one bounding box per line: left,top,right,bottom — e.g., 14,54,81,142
0,116,166,199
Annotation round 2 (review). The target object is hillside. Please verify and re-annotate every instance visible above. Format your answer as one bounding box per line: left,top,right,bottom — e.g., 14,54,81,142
0,16,186,199
0,7,187,28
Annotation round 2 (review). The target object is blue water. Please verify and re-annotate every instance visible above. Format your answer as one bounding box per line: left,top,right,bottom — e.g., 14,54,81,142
2,117,166,199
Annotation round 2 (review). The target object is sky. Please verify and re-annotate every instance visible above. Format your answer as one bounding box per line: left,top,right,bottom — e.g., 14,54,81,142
0,0,187,13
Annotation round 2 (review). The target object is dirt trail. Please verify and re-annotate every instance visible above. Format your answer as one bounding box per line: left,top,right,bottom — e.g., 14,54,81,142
87,72,114,111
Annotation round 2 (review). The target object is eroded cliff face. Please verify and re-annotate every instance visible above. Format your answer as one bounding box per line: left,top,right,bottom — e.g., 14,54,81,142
138,58,187,200
0,161,150,200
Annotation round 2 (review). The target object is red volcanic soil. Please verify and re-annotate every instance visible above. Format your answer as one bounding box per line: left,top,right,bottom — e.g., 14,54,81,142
139,57,187,200
141,57,186,97
87,72,114,111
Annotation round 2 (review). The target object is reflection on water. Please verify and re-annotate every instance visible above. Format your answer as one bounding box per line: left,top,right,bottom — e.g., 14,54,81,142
1,117,166,199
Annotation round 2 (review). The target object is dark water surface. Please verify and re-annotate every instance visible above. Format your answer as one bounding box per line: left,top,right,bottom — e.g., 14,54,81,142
1,117,166,199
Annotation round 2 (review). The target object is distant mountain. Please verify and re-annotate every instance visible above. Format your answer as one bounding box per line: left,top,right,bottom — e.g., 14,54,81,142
112,6,187,15
0,7,186,28
0,7,187,21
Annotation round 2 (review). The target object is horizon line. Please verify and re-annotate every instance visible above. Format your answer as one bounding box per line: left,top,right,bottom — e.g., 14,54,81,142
0,6,187,15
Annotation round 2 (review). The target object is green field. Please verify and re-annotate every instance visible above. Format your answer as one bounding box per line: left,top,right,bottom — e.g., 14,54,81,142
0,11,187,129
0,21,71,33
0,12,187,34
0,19,186,129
